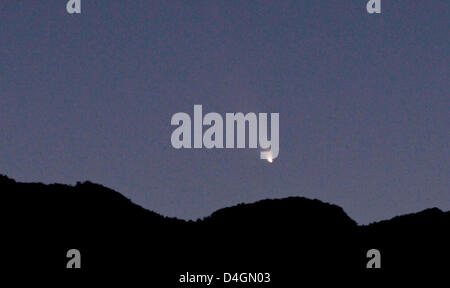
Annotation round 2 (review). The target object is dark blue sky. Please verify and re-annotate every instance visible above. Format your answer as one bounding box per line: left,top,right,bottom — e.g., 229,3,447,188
1,1,448,224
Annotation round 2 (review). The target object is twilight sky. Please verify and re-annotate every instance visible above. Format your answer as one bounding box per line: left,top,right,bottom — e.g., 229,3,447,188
1,1,448,224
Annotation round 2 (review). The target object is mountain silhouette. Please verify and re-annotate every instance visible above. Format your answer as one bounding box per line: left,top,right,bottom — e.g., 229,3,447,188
1,174,448,282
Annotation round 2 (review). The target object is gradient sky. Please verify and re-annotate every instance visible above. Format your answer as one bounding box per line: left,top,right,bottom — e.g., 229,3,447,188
1,1,448,224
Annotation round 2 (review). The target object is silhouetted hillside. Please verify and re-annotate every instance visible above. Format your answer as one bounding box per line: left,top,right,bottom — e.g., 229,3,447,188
1,174,448,282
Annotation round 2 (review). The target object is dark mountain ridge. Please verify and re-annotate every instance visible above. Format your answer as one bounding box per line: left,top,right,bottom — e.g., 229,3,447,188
1,174,448,280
